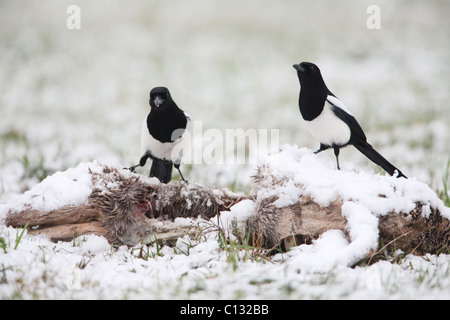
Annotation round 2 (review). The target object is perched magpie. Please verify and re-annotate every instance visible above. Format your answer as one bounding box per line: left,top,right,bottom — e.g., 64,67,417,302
293,61,407,178
129,87,192,183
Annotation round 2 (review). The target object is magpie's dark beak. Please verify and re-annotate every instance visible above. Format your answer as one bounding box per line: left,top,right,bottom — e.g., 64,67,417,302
154,96,164,108
293,64,305,73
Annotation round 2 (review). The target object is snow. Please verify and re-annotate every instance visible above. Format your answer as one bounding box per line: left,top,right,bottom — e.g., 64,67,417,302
1,145,449,299
1,161,160,219
263,145,450,220
254,145,449,272
2,162,100,216
0,0,449,300
218,199,256,241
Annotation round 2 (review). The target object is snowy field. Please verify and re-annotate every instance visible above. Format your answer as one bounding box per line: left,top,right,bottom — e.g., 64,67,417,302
1,0,449,300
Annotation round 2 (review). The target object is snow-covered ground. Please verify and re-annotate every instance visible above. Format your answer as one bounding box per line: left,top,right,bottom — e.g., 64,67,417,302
1,0,449,299
1,146,449,299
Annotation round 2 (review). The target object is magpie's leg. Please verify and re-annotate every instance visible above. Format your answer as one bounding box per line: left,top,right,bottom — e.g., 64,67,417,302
333,147,341,170
128,154,151,172
174,163,187,183
314,143,330,154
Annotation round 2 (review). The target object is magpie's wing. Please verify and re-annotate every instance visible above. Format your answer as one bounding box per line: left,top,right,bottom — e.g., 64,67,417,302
170,113,193,165
184,113,193,134
327,96,367,142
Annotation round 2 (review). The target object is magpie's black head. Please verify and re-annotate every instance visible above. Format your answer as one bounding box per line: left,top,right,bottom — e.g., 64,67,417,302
293,61,331,94
293,62,323,80
149,86,173,111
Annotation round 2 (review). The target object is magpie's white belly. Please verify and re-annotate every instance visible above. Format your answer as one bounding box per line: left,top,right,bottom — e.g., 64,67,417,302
140,116,192,162
303,103,351,147
141,131,178,160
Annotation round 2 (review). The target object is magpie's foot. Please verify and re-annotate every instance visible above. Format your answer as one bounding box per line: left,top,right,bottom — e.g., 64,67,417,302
179,175,188,183
128,165,139,173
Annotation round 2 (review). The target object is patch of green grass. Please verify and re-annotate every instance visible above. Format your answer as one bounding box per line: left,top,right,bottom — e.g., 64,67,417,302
216,220,271,271
0,129,28,144
20,154,55,183
173,238,194,256
72,236,88,247
132,240,165,260
0,237,7,254
0,222,32,255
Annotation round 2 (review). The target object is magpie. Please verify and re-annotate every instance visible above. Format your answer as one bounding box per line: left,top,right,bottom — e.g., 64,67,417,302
293,61,407,178
129,86,192,183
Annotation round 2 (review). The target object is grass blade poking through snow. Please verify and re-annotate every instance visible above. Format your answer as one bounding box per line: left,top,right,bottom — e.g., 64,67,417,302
14,222,29,250
0,237,7,254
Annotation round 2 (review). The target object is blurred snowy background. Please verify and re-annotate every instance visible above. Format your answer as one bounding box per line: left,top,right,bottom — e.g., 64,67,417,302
0,0,449,198
1,0,450,301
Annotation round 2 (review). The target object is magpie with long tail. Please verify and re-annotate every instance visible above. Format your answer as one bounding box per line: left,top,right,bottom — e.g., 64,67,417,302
293,62,407,178
129,87,192,183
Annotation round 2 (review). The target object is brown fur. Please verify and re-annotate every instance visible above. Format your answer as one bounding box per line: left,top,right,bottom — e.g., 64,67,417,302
249,164,450,257
378,204,450,256
5,164,449,259
5,166,243,246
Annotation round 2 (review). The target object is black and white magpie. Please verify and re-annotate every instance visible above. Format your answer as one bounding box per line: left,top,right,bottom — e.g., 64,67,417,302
129,86,192,183
293,61,407,178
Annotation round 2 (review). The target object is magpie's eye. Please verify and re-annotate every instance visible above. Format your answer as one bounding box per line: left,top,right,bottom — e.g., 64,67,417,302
151,93,166,100
156,93,167,100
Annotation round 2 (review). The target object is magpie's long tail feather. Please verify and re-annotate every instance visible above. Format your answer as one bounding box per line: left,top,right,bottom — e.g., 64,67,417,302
150,158,173,183
353,141,407,178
